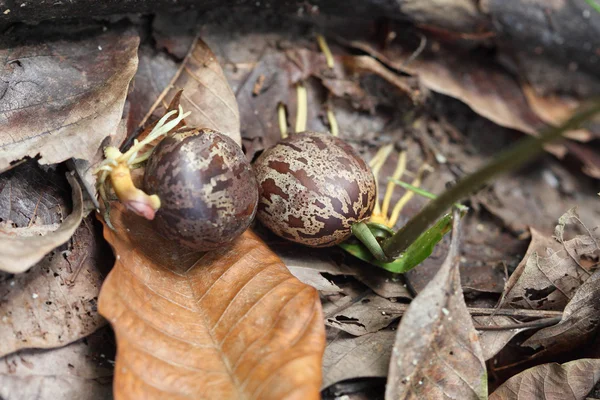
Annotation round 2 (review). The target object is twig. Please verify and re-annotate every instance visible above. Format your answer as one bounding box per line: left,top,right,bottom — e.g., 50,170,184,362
474,316,562,331
327,300,563,320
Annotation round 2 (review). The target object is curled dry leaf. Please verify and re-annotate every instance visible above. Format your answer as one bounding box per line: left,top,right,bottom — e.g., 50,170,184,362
98,202,325,400
322,326,395,389
143,37,242,146
0,25,139,172
0,172,83,273
500,209,598,312
0,327,114,400
0,215,108,357
489,358,600,400
473,208,599,360
386,212,487,400
522,268,600,352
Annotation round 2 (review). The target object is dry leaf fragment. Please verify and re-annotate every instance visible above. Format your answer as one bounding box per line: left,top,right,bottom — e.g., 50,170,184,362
0,215,108,357
474,316,525,361
145,37,242,146
98,202,325,400
322,327,395,389
489,358,600,400
500,209,599,312
386,211,487,400
0,172,83,273
325,294,405,336
0,25,139,172
0,327,114,400
522,268,600,352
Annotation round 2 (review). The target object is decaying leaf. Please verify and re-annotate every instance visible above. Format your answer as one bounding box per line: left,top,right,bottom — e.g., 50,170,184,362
0,327,114,400
500,209,599,311
145,37,242,145
522,268,600,352
474,316,525,361
0,25,139,171
0,172,84,274
0,214,109,357
489,358,600,400
98,202,325,399
386,212,487,400
322,326,395,389
325,293,405,336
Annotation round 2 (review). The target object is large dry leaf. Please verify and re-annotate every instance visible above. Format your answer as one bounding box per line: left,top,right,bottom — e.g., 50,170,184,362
0,25,139,171
98,202,325,400
386,213,487,400
473,209,599,361
500,209,598,311
489,359,600,400
0,327,114,400
0,214,109,357
147,37,242,145
522,268,600,351
322,326,395,389
0,171,84,273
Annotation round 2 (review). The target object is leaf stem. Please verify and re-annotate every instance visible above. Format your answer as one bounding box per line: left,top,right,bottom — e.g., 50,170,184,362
381,101,600,259
351,222,390,262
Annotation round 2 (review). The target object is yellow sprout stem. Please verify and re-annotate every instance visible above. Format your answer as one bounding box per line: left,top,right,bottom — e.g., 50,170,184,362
381,151,407,218
327,107,339,136
369,144,394,220
317,34,335,69
278,102,288,139
388,164,430,228
295,82,307,133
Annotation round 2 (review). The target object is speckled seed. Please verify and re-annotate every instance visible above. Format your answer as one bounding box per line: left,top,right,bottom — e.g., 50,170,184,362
144,127,258,251
254,131,376,247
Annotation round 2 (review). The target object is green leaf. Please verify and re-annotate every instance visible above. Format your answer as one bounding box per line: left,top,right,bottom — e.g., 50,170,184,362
340,213,455,273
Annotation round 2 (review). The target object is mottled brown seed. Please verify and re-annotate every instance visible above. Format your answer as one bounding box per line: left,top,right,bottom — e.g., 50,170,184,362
254,131,376,247
144,127,258,251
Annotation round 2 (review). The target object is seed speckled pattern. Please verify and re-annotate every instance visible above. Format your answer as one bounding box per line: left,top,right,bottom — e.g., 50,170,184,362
144,128,258,251
254,131,376,247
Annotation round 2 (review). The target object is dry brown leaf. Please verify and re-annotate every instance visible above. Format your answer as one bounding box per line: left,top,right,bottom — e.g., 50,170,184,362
0,25,139,172
522,268,600,352
489,358,600,400
146,37,242,146
386,212,487,400
322,326,395,389
500,209,598,311
0,172,83,273
126,45,180,133
0,327,114,400
0,214,109,357
474,316,525,361
325,294,404,336
98,202,325,400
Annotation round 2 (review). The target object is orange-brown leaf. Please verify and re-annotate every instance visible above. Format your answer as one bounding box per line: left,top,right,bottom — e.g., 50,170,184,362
98,202,325,400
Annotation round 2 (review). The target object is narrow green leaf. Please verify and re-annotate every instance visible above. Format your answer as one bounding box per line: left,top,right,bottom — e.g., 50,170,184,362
340,213,454,273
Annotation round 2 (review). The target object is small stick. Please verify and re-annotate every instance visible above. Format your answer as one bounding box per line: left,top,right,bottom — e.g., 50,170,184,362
474,316,562,331
66,254,88,286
